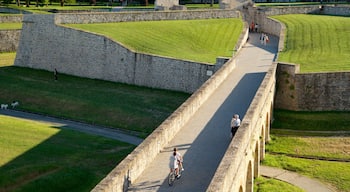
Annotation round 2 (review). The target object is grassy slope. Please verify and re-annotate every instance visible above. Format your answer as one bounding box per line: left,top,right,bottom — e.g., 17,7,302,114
266,110,350,192
272,14,350,72
66,18,243,64
0,115,135,192
0,66,190,136
0,23,22,30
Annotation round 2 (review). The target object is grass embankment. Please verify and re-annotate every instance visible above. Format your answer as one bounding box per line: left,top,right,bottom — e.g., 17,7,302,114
0,65,190,137
272,14,350,72
254,176,304,192
0,23,22,30
66,18,243,64
263,110,350,192
0,115,135,192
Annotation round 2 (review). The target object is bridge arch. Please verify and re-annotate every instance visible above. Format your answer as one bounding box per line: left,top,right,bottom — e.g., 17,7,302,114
255,139,260,178
260,124,265,161
246,160,253,192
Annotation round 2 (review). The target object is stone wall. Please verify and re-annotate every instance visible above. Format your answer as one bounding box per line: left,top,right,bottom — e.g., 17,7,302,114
0,15,22,52
0,30,21,52
15,12,242,93
275,63,350,111
92,53,240,192
0,7,31,14
207,62,276,192
0,15,23,23
55,9,240,24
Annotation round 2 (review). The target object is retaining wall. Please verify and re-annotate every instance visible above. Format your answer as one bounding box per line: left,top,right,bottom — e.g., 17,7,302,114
55,9,240,24
275,63,350,111
0,30,21,52
0,15,22,52
15,11,241,93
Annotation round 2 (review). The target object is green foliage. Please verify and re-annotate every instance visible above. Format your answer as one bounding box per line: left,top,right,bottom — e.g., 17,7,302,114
0,66,190,135
0,115,135,191
66,18,243,64
272,14,350,72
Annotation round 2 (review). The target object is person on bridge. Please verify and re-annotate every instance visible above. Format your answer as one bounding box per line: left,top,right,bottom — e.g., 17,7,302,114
170,151,180,178
231,114,241,138
174,148,184,171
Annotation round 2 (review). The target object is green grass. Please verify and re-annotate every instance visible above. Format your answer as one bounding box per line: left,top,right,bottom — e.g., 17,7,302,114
0,52,16,65
0,22,22,30
66,18,243,64
272,14,350,72
266,135,350,160
272,109,350,132
0,64,190,137
254,176,304,192
263,155,350,192
265,110,350,192
0,115,135,192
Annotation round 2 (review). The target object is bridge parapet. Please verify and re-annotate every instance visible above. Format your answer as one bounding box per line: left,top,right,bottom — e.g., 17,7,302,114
207,62,277,192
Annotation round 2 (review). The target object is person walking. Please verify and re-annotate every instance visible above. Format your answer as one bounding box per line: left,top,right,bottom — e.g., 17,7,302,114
230,114,241,138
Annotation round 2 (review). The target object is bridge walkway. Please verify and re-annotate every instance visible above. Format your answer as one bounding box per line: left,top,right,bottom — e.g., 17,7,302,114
128,32,279,191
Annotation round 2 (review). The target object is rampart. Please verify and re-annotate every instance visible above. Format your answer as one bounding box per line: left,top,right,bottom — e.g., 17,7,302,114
0,15,22,52
15,11,241,93
9,5,350,192
0,30,20,52
275,63,350,111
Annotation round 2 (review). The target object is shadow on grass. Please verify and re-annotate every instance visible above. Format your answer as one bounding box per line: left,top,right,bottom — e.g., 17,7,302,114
0,123,135,192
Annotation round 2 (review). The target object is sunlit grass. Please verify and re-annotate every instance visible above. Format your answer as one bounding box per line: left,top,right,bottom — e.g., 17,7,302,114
263,155,350,192
0,52,16,66
0,115,135,192
0,22,22,30
267,110,350,192
66,18,243,64
254,176,304,192
272,14,350,72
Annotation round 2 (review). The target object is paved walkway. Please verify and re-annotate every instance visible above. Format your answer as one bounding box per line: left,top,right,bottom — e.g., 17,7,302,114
0,109,143,145
128,33,279,191
0,33,336,192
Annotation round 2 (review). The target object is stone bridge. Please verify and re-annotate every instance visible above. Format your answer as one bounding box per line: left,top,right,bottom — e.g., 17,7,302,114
8,5,350,192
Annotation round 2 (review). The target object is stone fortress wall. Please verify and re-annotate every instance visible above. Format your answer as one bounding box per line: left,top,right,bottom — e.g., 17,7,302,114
2,5,350,192
0,14,22,52
14,10,242,93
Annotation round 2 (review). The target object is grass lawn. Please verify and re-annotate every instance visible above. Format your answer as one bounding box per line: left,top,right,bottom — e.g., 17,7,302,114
0,115,135,192
264,110,350,192
0,23,22,30
254,176,304,192
0,61,190,137
0,52,16,66
66,18,243,64
272,14,350,72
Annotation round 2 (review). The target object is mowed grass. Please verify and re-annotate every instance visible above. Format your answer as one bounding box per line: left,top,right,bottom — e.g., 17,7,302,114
0,115,135,192
272,109,350,132
0,22,22,30
264,110,350,192
0,52,16,66
0,64,190,137
66,18,243,64
272,14,350,72
254,176,304,192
